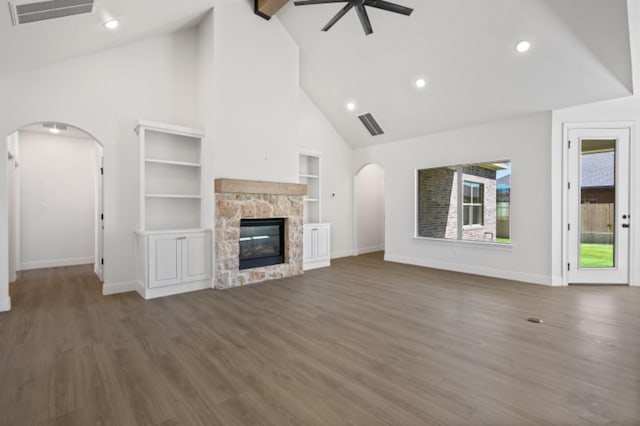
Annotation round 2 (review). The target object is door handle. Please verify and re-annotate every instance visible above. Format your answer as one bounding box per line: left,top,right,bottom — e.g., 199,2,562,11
622,224,630,228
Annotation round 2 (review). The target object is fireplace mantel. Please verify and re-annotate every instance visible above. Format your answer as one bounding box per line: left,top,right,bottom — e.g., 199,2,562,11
215,178,307,196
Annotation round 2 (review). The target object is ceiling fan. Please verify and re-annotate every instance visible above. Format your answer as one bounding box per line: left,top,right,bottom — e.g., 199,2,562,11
293,0,413,36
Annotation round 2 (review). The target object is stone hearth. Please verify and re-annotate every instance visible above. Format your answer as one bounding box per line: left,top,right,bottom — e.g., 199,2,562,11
215,179,307,289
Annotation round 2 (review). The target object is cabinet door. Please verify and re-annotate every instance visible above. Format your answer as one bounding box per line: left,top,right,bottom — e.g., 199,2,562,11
303,226,315,262
182,232,211,283
149,234,182,288
315,225,331,261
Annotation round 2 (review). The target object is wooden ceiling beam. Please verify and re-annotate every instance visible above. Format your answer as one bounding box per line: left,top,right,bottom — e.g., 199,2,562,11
255,0,290,20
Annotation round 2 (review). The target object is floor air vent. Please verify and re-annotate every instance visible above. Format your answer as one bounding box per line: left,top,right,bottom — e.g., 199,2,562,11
9,0,94,25
358,113,385,136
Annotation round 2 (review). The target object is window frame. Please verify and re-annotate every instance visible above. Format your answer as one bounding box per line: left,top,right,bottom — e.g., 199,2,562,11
463,181,484,228
414,160,512,246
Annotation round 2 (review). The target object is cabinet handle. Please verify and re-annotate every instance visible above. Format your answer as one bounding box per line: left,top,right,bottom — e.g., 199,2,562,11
177,236,187,240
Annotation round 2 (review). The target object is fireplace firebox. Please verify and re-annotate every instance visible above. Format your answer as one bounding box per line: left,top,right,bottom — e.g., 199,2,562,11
239,218,285,270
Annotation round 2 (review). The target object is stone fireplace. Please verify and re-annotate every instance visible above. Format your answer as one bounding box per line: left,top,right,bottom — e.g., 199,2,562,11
214,179,306,289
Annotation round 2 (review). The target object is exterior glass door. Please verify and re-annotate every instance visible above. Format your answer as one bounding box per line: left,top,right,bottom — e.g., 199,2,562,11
567,128,630,284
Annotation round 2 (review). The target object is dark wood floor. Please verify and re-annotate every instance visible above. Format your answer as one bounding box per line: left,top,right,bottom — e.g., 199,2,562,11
1,253,639,425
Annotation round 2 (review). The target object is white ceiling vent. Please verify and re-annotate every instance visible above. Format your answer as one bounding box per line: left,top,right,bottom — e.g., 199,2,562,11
9,0,95,26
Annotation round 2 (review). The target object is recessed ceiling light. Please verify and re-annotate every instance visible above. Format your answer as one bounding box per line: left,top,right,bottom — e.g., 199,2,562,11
415,77,429,90
104,19,120,30
516,40,531,53
346,102,356,112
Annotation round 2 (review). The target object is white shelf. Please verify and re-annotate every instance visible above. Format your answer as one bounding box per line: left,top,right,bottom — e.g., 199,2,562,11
136,228,212,236
138,120,205,232
136,120,204,138
299,151,321,224
145,194,201,199
145,158,201,168
144,130,201,164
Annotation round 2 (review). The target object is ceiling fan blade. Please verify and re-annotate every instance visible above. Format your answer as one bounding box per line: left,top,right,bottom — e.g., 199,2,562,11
355,4,373,35
322,3,354,31
294,0,348,5
365,0,413,16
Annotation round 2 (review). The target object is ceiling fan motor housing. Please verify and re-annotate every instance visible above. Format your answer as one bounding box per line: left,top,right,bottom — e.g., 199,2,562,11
293,0,414,35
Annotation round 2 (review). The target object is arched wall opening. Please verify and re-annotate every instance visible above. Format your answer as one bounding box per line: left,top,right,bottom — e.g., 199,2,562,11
6,122,104,305
354,163,386,256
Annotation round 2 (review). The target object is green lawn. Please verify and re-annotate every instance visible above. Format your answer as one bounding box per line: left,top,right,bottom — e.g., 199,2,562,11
495,238,511,244
581,243,614,268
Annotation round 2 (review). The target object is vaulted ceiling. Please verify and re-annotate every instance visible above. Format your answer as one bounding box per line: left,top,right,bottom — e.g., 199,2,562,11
0,0,634,148
0,0,213,76
278,0,633,147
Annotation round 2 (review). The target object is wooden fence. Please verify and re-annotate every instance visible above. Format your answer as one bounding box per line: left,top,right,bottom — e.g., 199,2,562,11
581,203,614,244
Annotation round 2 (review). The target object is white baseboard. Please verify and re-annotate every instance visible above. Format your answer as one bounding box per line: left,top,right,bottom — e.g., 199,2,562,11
331,249,355,259
384,254,553,286
102,281,140,296
94,265,104,282
136,280,146,298
143,279,212,300
20,257,94,271
0,297,11,312
354,245,384,256
304,259,331,271
550,275,565,287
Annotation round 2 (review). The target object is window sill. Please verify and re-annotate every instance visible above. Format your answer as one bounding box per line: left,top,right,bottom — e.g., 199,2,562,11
462,225,485,230
413,236,514,249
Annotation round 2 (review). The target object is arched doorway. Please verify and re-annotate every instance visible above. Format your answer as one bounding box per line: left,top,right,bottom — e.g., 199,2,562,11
6,122,104,295
354,163,386,256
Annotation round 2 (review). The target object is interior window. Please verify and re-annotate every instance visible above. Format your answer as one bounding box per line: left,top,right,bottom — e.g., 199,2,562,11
417,161,511,243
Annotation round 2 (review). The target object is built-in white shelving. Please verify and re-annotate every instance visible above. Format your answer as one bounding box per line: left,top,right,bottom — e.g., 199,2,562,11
136,121,205,231
145,159,201,168
299,150,331,270
135,120,212,299
299,151,321,224
145,194,202,199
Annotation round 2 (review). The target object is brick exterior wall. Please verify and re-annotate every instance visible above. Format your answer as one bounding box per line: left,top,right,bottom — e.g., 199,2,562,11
418,166,497,242
461,166,497,241
417,167,457,238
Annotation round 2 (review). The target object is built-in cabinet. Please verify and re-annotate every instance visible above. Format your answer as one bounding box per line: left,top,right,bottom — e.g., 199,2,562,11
147,231,211,288
135,121,212,299
299,151,331,270
303,223,331,270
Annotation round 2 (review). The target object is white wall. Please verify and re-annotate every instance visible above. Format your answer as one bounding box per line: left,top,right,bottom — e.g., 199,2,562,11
355,164,385,255
7,132,20,284
94,145,104,281
0,28,200,308
354,112,554,285
209,0,299,185
197,10,215,232
19,131,99,270
7,137,17,283
299,90,354,258
550,0,640,286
